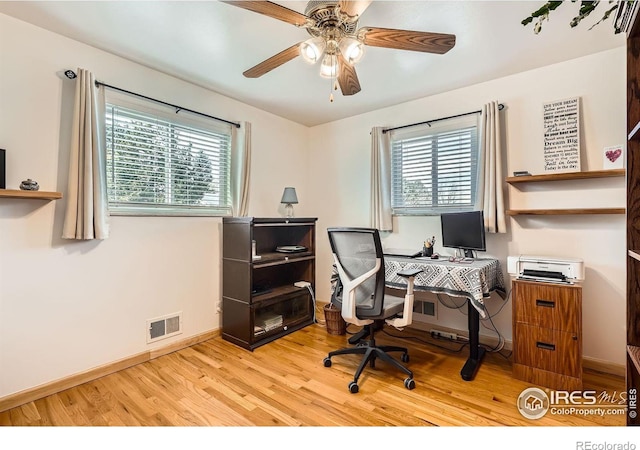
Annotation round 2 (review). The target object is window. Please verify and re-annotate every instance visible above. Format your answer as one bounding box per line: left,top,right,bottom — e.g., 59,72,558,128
390,115,480,215
104,94,232,216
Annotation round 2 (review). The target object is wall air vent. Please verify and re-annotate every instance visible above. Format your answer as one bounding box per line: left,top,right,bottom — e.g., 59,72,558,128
146,311,183,344
412,300,437,321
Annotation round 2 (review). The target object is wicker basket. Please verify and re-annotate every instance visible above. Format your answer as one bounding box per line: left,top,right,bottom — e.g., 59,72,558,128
323,303,346,335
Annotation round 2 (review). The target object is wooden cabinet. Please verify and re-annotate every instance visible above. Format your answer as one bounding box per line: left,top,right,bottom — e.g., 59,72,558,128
512,279,582,391
222,217,317,350
626,2,640,427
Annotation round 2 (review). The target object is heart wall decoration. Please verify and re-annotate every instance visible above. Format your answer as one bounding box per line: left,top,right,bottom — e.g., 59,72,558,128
603,145,625,169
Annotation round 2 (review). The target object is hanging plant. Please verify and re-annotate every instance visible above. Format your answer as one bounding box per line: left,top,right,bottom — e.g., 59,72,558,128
521,1,622,34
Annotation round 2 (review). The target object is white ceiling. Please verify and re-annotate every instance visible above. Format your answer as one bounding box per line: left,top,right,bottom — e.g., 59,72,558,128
0,1,626,126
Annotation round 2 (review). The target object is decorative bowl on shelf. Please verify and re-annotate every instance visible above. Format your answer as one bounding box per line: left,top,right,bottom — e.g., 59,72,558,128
19,179,39,191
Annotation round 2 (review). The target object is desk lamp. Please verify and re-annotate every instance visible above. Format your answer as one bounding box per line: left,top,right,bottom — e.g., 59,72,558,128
280,187,298,218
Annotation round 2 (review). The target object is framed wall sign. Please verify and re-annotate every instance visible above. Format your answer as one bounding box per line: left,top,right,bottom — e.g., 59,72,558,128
543,97,581,173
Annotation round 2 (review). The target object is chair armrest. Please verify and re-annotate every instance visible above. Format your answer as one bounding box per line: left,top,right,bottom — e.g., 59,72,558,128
385,268,422,329
396,268,422,279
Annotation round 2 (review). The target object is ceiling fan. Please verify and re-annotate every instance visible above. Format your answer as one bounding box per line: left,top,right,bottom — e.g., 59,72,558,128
221,0,456,100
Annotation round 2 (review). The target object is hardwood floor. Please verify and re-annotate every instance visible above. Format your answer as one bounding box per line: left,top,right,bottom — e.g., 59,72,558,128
0,323,626,427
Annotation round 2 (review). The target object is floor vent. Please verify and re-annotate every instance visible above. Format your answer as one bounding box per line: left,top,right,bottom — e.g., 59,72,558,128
147,312,183,343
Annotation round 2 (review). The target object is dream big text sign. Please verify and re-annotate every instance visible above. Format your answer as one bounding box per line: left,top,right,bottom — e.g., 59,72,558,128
543,97,581,173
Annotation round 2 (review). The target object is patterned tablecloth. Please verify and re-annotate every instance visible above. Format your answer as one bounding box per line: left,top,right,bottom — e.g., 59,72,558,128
384,257,506,319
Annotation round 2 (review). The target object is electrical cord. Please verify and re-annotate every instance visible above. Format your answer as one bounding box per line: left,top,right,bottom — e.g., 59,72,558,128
305,285,324,325
436,293,467,310
384,327,513,360
435,288,511,353
382,328,468,353
477,288,512,354
481,310,504,352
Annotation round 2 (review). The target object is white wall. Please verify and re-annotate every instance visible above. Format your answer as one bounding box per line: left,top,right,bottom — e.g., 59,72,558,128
308,47,627,366
0,14,311,398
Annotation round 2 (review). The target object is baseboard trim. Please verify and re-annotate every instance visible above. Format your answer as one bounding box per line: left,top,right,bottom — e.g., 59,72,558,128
0,329,220,413
583,356,626,377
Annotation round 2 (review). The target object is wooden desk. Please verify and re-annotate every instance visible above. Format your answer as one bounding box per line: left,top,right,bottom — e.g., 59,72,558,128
384,256,506,381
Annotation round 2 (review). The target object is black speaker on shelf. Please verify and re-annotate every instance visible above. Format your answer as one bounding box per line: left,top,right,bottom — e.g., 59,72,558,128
0,149,5,189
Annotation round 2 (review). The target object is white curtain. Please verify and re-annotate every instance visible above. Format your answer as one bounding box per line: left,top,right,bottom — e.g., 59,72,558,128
230,121,251,216
370,126,393,231
480,101,506,234
62,68,109,240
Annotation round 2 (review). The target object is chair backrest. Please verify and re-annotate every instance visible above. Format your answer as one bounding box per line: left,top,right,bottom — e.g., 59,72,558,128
327,227,386,317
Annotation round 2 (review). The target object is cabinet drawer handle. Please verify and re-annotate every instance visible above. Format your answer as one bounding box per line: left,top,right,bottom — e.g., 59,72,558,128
536,299,556,308
536,341,556,351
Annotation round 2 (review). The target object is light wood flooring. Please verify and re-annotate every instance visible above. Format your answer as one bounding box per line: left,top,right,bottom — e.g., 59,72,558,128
0,323,625,427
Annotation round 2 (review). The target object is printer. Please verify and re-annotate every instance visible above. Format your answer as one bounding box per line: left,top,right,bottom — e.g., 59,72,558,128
507,255,584,283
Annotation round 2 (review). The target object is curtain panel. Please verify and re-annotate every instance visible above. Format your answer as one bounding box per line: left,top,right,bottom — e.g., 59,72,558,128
230,121,251,216
62,68,110,240
370,126,393,231
480,101,506,233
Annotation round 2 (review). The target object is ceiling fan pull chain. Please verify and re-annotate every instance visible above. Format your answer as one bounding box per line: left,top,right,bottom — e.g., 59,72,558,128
329,71,334,103
330,53,336,103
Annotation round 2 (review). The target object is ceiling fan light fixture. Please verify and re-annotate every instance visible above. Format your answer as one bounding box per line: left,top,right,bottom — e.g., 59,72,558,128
224,0,456,99
319,54,338,78
339,37,365,64
300,36,326,64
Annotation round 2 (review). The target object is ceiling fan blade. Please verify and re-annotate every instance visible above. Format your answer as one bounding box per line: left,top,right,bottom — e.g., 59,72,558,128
337,53,361,96
361,27,456,54
337,0,372,21
243,43,301,78
221,1,311,27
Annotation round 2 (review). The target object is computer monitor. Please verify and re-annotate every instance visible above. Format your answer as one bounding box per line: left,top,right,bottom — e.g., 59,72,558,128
440,210,486,258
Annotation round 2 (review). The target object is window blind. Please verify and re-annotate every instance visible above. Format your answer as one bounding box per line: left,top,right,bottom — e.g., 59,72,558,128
391,116,480,215
105,103,232,216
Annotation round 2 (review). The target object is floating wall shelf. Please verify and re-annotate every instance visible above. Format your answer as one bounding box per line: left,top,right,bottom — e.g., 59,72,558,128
0,189,62,200
505,169,625,184
505,169,625,215
507,208,625,216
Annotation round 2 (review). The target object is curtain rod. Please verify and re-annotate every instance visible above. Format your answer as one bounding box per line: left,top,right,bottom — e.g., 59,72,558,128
382,103,504,134
64,70,241,129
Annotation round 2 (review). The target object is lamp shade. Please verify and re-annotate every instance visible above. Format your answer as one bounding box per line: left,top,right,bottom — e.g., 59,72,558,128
319,54,337,79
300,37,326,64
280,187,298,204
339,37,365,64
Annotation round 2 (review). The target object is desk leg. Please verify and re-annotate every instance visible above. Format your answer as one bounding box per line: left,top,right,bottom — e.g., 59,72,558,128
460,300,485,381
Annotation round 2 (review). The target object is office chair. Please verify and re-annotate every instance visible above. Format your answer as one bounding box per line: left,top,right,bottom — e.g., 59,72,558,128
324,227,422,393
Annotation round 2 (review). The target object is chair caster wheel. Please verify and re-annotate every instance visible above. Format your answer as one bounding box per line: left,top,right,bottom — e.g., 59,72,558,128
404,378,415,390
348,381,359,394
323,357,332,367
401,353,410,363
